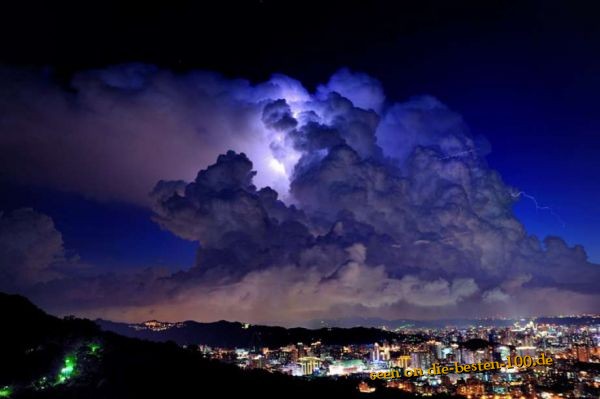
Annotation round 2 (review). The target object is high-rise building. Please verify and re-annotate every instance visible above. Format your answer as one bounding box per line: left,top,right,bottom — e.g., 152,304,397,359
298,357,321,376
397,355,411,369
248,355,265,369
460,349,475,365
297,342,306,358
427,340,443,360
411,351,433,370
575,344,590,363
310,341,322,357
372,343,380,362
293,349,300,363
382,343,391,361
523,334,533,347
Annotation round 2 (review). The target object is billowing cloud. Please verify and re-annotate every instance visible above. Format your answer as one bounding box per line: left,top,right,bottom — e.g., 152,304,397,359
0,65,308,203
1,65,598,325
482,288,510,303
317,68,385,113
0,208,78,287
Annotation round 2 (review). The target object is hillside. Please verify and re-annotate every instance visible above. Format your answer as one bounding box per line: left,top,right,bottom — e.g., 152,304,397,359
96,318,405,348
0,292,450,399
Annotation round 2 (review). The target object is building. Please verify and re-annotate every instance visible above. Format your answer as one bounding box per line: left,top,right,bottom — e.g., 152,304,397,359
297,342,306,358
328,359,365,376
456,378,485,396
428,340,443,360
298,356,321,376
397,355,411,369
516,346,536,358
575,344,590,363
248,355,265,369
372,343,380,362
411,351,433,370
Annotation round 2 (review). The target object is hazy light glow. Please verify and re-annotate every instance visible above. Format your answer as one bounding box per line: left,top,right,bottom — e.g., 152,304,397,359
0,387,12,398
57,355,76,384
88,343,101,354
268,158,287,176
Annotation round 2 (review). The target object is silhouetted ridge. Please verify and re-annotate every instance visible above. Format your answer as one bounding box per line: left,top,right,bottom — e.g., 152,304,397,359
0,292,434,399
96,318,401,347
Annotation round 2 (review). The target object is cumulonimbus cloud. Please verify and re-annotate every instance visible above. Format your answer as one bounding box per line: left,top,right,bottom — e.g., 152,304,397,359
1,65,598,325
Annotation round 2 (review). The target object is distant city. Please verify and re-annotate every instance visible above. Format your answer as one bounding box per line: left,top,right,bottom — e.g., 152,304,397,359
128,317,600,398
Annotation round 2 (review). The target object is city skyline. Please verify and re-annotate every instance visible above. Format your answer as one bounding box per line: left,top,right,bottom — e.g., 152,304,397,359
115,312,599,397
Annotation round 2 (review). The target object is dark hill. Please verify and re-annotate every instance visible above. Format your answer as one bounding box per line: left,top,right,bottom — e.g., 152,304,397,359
96,318,403,348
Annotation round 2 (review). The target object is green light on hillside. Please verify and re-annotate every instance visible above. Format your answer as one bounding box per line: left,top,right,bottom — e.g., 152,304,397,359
88,343,101,354
0,386,12,397
56,354,76,384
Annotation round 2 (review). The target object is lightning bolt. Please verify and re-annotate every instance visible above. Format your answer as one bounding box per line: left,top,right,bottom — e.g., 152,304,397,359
510,191,566,227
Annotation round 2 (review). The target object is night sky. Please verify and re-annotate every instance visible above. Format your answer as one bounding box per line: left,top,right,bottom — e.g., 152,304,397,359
0,0,598,325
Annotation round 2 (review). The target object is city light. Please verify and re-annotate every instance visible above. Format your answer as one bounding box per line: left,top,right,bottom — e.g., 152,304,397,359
187,320,599,397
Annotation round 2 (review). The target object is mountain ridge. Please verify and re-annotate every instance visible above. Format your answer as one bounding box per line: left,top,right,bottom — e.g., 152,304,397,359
95,314,600,348
95,318,404,347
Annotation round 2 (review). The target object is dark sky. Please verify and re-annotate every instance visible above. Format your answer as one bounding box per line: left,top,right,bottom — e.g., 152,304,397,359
0,0,598,323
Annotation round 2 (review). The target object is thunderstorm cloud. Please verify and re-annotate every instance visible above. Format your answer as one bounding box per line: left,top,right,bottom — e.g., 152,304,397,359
0,65,598,325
